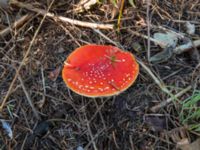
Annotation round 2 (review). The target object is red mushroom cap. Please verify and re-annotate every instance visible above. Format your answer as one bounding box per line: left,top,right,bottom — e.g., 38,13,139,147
62,44,139,97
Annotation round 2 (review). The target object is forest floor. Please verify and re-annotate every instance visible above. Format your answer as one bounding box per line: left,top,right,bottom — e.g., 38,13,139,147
0,0,200,149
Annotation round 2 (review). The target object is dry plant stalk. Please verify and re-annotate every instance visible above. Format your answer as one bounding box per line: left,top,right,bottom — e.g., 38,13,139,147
84,112,98,150
128,29,166,47
93,29,122,48
18,75,41,120
150,85,192,112
10,0,114,30
136,59,173,96
146,0,151,61
0,14,32,37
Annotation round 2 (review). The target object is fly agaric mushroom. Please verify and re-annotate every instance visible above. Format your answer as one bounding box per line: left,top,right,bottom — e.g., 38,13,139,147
62,45,139,97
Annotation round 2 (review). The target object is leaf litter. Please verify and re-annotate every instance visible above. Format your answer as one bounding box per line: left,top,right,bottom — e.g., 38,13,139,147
0,0,200,149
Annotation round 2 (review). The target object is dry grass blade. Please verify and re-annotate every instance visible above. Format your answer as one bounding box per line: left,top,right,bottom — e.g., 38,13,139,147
128,29,166,47
146,0,151,61
0,0,55,111
150,85,192,112
137,59,175,99
94,98,106,130
85,114,98,150
84,128,105,149
0,14,33,37
10,0,114,30
93,29,122,48
18,75,40,120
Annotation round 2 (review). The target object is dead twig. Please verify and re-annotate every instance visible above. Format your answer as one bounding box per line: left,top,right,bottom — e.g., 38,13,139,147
18,75,40,120
10,0,114,30
150,86,192,112
0,14,33,37
93,98,106,130
186,11,200,16
128,29,166,47
84,128,105,149
146,0,151,61
59,24,81,47
93,29,123,48
0,0,54,111
85,115,98,150
137,58,173,96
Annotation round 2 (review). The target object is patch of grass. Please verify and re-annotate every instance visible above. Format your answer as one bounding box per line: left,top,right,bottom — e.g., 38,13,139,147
179,90,200,132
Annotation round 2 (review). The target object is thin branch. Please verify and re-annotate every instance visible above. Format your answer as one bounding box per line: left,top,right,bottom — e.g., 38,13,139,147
137,58,172,96
10,0,114,30
150,86,192,112
84,128,105,149
18,75,41,120
93,29,123,48
59,24,81,47
85,114,98,150
128,29,166,47
146,0,151,61
0,14,32,37
94,98,106,130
